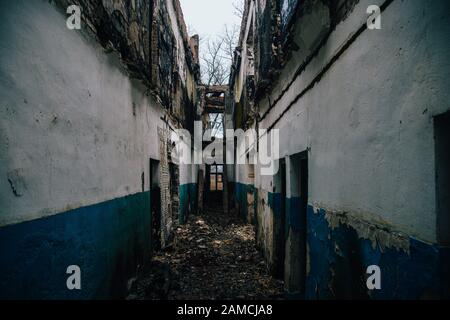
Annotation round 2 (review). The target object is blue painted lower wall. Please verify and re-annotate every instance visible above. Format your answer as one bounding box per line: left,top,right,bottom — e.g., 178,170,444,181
286,197,302,235
234,182,256,221
306,205,450,299
0,191,151,300
235,183,246,220
269,194,304,237
254,187,450,299
179,183,197,224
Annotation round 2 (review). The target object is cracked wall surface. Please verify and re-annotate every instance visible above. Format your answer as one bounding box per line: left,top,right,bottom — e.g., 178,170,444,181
229,0,450,299
0,0,199,299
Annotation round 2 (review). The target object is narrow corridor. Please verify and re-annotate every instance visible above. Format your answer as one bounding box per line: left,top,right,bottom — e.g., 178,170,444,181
1,0,450,302
127,205,284,300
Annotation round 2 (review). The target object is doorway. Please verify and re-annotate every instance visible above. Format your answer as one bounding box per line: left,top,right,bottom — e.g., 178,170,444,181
284,152,308,295
298,153,308,294
435,111,450,246
274,159,286,279
150,159,161,253
208,164,224,205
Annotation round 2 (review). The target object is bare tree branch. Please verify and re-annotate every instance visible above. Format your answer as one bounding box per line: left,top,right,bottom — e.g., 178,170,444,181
232,0,245,19
200,24,240,85
222,24,240,62
201,36,227,85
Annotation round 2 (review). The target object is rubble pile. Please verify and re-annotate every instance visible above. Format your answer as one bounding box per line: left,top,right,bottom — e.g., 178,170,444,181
128,206,284,300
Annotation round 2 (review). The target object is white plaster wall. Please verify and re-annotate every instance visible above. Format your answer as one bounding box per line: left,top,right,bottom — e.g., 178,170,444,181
286,157,300,198
0,0,166,226
179,163,198,185
256,160,276,193
256,188,274,263
257,0,450,243
235,164,246,186
191,164,198,185
179,164,189,186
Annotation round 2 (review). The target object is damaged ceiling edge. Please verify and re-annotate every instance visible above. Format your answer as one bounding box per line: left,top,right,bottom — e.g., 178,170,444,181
52,0,199,107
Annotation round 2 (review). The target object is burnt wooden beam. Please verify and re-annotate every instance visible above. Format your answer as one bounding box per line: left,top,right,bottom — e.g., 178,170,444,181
205,96,225,106
205,105,225,114
205,85,229,94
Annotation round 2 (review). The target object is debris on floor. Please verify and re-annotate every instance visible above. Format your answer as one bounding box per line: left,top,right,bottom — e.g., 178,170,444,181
127,206,284,300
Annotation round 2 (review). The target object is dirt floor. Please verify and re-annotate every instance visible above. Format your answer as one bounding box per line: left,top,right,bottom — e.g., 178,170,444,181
127,205,284,300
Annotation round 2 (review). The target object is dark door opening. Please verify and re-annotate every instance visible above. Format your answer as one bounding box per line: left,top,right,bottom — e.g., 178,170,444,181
197,169,205,215
274,159,286,279
150,159,161,253
284,152,308,295
208,164,224,205
169,162,180,223
247,164,256,224
298,153,308,294
435,111,450,246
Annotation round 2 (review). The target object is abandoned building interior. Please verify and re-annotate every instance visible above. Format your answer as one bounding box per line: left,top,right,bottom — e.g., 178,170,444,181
0,0,449,300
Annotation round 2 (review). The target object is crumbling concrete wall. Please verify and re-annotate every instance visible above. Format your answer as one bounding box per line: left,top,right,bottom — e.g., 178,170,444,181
55,0,153,84
231,0,450,299
159,0,198,128
0,0,199,299
52,0,199,123
158,127,173,248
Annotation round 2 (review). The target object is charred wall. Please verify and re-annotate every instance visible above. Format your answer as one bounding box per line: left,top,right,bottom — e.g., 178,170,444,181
54,0,198,127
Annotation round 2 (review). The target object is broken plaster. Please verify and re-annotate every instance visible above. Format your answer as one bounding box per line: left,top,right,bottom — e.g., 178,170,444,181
7,169,26,197
312,203,411,254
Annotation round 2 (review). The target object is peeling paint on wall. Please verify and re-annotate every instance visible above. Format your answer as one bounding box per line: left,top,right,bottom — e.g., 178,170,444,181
158,127,173,248
6,169,26,198
0,0,200,299
314,205,411,253
307,205,450,299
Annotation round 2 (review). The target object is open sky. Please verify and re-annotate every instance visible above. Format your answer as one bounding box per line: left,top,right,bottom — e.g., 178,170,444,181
179,0,241,39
